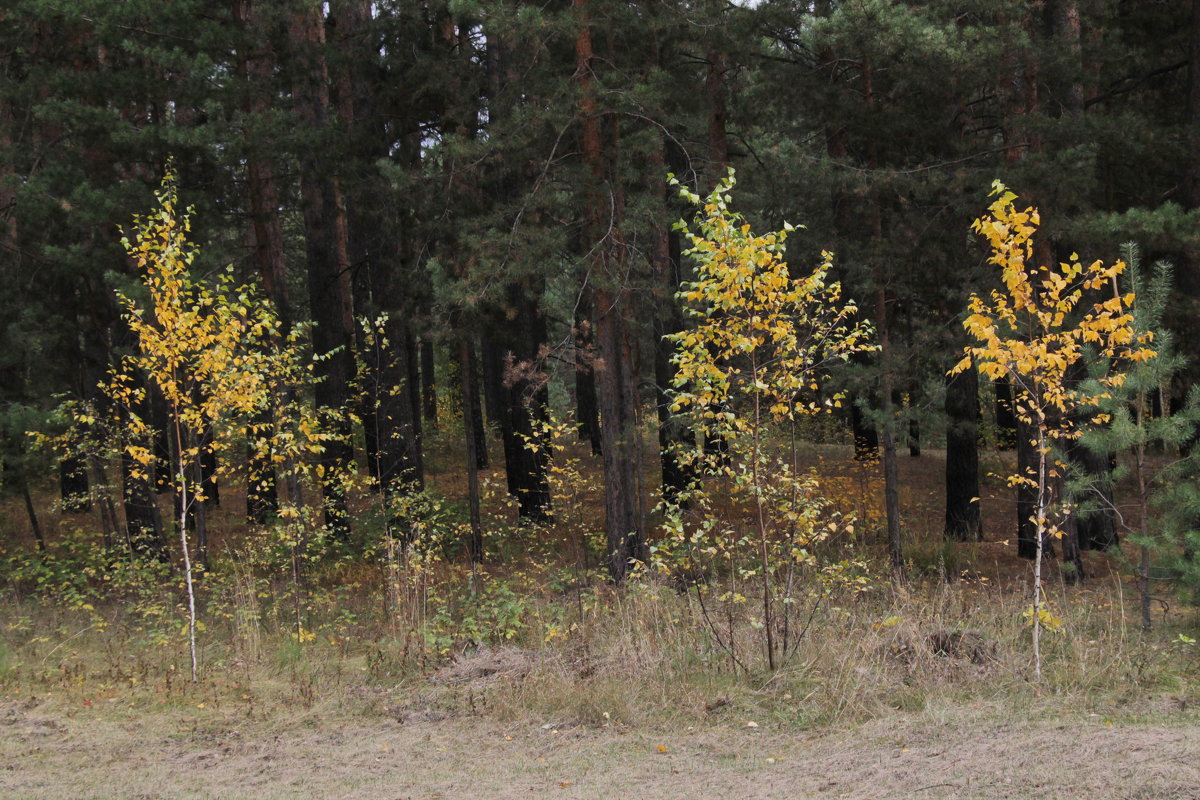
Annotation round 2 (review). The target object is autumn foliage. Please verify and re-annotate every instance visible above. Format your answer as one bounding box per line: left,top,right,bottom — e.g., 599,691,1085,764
953,182,1155,678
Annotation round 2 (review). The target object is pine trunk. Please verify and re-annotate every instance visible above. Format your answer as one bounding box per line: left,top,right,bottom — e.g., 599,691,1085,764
574,289,603,457
122,446,167,562
496,287,552,522
59,456,90,513
945,364,983,541
468,340,489,470
652,146,694,505
421,339,438,429
994,376,1018,450
460,337,484,562
288,4,356,537
576,0,644,581
233,0,288,522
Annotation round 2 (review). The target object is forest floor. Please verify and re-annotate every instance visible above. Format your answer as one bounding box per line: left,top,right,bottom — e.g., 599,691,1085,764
3,691,1200,799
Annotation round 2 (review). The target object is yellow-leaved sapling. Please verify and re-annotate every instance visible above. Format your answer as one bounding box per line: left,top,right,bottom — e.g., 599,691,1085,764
657,169,875,672
952,182,1155,680
107,167,336,679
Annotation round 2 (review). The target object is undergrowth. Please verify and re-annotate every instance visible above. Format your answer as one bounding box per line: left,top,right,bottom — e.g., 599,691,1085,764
3,528,1198,732
2,433,1198,732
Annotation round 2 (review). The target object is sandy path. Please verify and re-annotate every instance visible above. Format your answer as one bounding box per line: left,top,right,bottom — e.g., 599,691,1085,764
3,700,1199,799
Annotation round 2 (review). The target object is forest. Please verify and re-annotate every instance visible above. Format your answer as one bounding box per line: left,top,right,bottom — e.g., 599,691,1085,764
3,1,1200,796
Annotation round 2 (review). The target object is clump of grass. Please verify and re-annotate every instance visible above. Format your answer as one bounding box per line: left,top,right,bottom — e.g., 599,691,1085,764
0,638,15,684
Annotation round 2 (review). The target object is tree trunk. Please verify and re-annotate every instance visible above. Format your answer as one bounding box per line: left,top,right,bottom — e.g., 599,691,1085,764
90,456,120,549
406,331,424,459
191,451,210,570
460,337,483,562
480,331,505,436
364,318,424,496
288,4,356,537
873,278,904,580
421,339,438,429
594,282,645,581
850,395,879,461
59,456,90,513
945,364,983,541
233,0,288,523
122,446,167,562
574,290,603,457
1058,478,1086,583
1073,442,1119,550
485,334,518,499
200,422,219,509
467,340,489,470
994,376,1018,450
21,476,46,553
495,286,552,522
576,0,645,582
652,143,695,505
149,387,173,490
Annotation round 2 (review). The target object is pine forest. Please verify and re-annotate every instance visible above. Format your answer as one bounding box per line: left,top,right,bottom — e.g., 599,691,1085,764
3,2,1200,796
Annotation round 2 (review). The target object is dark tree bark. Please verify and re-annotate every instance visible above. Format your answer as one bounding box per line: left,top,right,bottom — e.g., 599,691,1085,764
59,456,90,513
494,285,552,522
288,4,357,536
189,441,211,569
90,456,120,549
1060,360,1118,553
364,319,423,496
1073,441,1119,550
945,364,983,541
234,0,289,523
199,422,219,509
480,331,505,436
574,291,603,457
122,443,167,562
406,330,423,456
867,99,904,580
460,337,483,562
484,334,518,498
337,0,425,506
594,280,645,582
421,339,438,429
576,0,645,581
468,343,489,470
149,387,173,491
699,5,732,467
1058,483,1086,583
21,476,47,553
652,144,695,505
994,376,1018,450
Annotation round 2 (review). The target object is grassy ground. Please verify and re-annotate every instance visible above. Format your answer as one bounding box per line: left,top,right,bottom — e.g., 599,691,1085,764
3,438,1200,798
4,690,1200,799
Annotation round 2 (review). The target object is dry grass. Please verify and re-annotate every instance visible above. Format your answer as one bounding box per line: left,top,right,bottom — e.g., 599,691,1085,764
3,688,1199,799
3,437,1200,797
